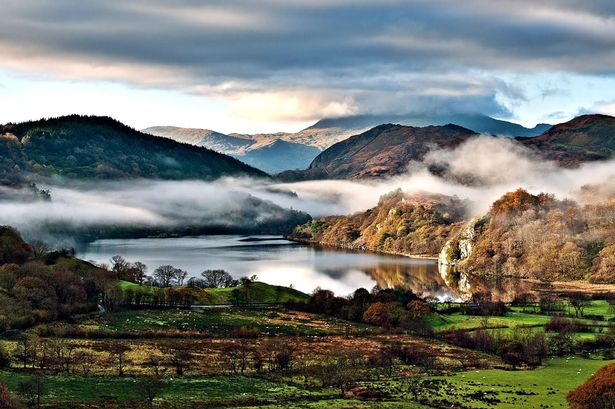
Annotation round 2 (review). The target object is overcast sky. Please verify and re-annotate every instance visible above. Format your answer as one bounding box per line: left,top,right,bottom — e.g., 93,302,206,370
1,0,615,133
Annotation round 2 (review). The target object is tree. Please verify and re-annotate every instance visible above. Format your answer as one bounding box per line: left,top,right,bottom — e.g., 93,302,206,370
201,269,234,288
74,350,95,376
105,342,131,376
142,353,165,377
569,292,590,318
407,300,431,321
174,269,188,286
14,335,35,369
167,343,194,376
222,339,252,375
567,362,615,409
29,241,50,260
131,262,148,284
153,265,177,288
363,302,392,328
110,255,129,280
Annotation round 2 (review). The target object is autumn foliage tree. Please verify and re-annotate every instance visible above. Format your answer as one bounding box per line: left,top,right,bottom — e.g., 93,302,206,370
567,362,615,409
363,302,394,328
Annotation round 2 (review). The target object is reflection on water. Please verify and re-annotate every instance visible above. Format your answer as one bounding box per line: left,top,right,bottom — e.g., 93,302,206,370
79,235,457,297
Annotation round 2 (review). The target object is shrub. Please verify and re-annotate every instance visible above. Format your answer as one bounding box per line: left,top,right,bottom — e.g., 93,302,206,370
567,363,615,409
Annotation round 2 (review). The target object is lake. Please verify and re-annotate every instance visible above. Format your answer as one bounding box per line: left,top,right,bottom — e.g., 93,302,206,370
79,235,457,298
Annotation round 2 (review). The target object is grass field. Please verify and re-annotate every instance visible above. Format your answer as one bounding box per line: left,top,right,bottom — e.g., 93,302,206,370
74,308,376,336
368,357,613,409
0,372,333,406
3,358,607,408
425,299,613,342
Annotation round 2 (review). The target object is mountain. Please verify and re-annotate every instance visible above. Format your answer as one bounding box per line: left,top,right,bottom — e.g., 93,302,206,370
144,126,320,173
519,114,615,166
0,115,266,181
238,140,321,174
290,189,468,257
300,113,550,141
144,113,547,173
279,123,478,180
143,126,254,153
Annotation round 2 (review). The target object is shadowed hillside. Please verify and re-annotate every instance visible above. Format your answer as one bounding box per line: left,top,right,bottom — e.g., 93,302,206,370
0,115,267,181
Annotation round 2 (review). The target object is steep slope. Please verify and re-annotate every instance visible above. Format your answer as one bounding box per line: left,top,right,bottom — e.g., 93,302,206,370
291,189,468,257
519,114,615,166
0,115,266,181
441,189,615,283
0,225,32,264
279,123,478,180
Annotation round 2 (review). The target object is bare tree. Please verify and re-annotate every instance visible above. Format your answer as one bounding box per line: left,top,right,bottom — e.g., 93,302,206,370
110,255,129,280
568,292,590,318
167,343,194,376
142,353,165,377
174,269,188,286
132,262,148,284
105,342,131,376
30,241,50,259
74,350,95,376
201,269,234,288
153,265,177,287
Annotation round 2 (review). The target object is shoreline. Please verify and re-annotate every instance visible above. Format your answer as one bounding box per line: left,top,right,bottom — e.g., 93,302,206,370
286,236,439,261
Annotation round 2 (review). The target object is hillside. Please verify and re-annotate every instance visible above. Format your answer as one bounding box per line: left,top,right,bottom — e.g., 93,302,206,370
279,124,478,180
291,189,468,257
520,114,615,166
0,225,111,329
440,189,615,283
0,115,266,181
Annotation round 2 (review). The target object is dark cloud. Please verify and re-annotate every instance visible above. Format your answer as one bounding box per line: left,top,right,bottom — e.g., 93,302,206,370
1,0,614,119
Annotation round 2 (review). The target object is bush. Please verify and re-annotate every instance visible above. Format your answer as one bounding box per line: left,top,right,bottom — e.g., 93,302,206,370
567,363,615,409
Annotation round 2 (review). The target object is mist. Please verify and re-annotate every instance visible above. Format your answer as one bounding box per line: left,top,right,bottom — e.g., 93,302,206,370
276,136,615,218
1,135,614,245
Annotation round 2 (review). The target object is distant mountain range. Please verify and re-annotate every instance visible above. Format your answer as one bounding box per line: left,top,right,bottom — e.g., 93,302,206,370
143,126,320,174
0,115,266,183
144,114,550,174
280,114,615,181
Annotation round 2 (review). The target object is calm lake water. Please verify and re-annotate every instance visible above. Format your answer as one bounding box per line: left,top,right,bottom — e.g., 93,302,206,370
79,235,456,298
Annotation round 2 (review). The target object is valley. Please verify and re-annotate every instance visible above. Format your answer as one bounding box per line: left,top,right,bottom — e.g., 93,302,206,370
0,113,614,409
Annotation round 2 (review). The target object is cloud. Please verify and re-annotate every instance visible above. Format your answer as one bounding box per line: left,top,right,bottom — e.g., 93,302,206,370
2,1,615,122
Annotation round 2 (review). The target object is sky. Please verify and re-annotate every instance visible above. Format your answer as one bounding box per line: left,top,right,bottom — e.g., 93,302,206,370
1,0,615,133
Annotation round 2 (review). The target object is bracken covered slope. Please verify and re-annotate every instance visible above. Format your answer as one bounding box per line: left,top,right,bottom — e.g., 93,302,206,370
291,189,468,257
442,189,615,283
